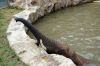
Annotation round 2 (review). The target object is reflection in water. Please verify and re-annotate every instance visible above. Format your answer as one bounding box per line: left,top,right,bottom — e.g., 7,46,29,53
29,3,100,66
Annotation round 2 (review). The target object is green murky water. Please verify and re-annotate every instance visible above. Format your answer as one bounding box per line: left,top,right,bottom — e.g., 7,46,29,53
29,2,100,66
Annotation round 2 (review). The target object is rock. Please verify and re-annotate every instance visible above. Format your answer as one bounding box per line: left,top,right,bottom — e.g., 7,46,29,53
50,54,76,66
71,0,81,5
13,0,37,9
80,0,94,3
11,0,94,9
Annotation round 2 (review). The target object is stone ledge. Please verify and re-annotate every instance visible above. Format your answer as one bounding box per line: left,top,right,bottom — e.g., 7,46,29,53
7,0,94,66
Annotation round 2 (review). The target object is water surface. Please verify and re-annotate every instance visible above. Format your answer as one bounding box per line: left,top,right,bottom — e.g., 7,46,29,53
29,2,100,66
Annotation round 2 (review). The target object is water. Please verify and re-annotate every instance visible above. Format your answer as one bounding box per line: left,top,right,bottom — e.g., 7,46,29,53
29,2,100,66
0,0,8,8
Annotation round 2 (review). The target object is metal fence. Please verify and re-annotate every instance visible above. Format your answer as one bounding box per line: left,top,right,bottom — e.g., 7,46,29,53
0,0,9,9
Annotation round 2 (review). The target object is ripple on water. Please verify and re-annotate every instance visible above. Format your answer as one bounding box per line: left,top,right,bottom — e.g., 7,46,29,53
68,35,74,38
93,36,100,40
84,38,91,41
60,37,67,40
84,38,93,44
56,25,61,28
85,53,94,59
74,37,80,40
96,46,100,49
52,25,61,32
80,28,84,31
83,64,96,66
98,57,100,61
86,46,95,49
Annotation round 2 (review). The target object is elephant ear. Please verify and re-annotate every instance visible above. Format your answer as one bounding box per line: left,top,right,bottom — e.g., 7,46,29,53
39,39,47,50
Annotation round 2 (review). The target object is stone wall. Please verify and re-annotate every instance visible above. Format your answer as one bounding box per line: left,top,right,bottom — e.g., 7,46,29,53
7,0,94,66
13,0,94,9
